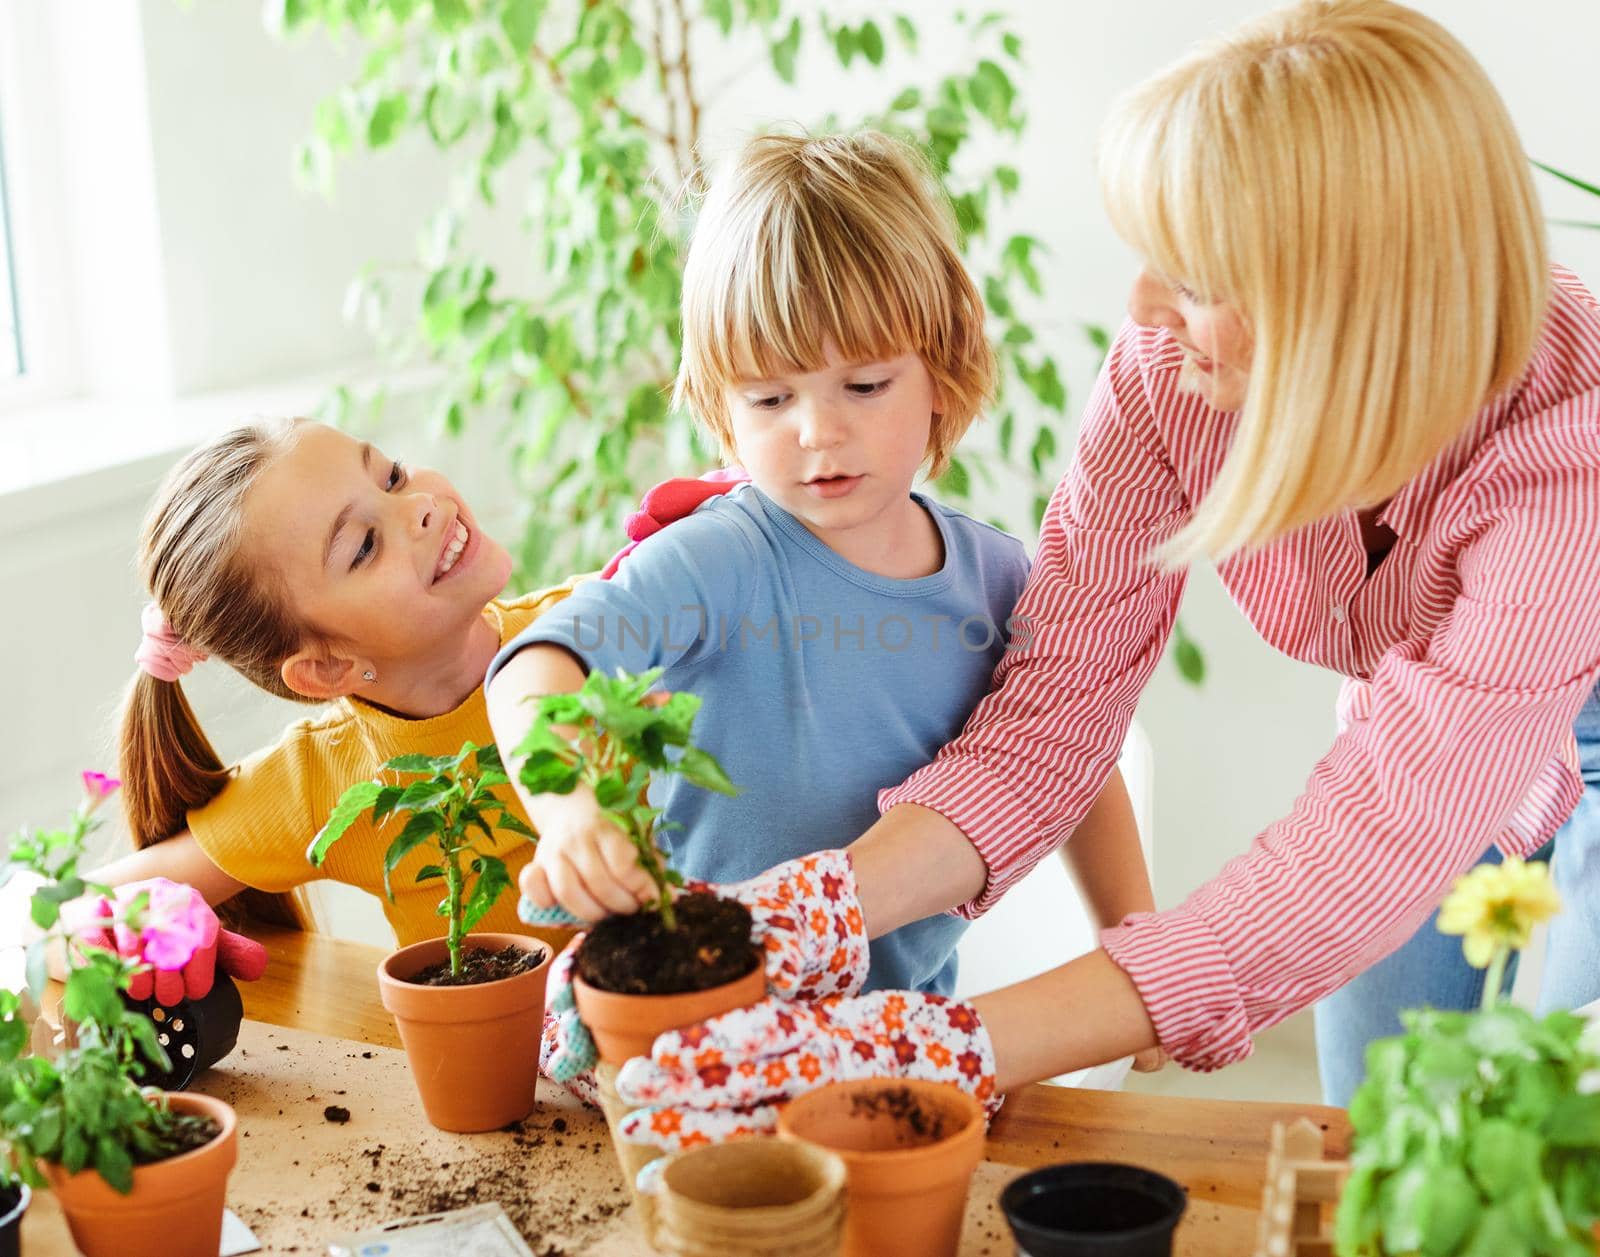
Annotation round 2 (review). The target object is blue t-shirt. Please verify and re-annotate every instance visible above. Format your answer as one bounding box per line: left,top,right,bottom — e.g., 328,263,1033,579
489,484,1031,994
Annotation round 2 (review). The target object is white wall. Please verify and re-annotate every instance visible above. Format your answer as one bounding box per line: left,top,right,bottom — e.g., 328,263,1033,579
1,1,1597,928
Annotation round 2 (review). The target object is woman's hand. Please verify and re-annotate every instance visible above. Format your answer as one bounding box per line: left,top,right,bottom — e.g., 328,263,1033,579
614,988,1000,1154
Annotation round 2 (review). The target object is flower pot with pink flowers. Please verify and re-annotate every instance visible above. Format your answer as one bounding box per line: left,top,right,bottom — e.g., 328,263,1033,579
312,741,552,1132
0,774,239,1257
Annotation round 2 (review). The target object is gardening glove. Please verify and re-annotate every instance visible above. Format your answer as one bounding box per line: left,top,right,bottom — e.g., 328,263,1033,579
600,468,750,580
72,878,267,1004
613,988,1001,1155
524,849,872,1085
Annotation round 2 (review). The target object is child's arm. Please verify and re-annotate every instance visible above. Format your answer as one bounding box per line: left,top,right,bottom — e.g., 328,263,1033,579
1058,767,1154,931
486,642,658,921
89,831,248,906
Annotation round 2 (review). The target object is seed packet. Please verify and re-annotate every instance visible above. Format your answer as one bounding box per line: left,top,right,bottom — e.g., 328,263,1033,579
325,1203,535,1257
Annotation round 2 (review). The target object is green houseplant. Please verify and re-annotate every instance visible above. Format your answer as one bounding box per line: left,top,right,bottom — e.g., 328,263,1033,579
312,740,553,1131
1335,857,1600,1256
513,666,763,1230
0,774,239,1257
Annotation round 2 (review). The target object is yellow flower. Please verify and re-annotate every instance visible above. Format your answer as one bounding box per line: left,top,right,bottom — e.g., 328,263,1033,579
1437,857,1561,968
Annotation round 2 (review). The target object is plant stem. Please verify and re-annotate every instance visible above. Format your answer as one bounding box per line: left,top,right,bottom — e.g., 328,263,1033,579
1481,946,1510,1011
445,847,465,978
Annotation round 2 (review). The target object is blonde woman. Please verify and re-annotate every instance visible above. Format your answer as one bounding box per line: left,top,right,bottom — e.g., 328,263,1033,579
552,0,1600,1139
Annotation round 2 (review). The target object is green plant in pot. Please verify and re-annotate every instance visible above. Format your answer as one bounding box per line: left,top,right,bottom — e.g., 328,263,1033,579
513,666,763,1227
1334,856,1600,1256
312,741,553,1131
0,774,239,1257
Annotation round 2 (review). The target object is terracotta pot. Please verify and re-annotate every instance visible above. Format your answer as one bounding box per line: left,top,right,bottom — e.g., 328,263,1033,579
377,932,551,1132
778,1078,984,1257
573,963,767,1067
0,1183,28,1257
44,1091,236,1257
575,961,766,1239
653,1136,847,1256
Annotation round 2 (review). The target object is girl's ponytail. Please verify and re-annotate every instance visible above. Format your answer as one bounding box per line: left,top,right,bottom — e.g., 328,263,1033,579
118,418,316,930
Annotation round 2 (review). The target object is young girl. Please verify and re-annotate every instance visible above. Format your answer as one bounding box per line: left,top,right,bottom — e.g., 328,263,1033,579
596,0,1600,1146
488,131,1154,1014
92,417,581,959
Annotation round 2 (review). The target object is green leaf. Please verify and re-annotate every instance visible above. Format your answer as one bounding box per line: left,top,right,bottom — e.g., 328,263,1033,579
93,1136,134,1196
415,864,446,883
889,86,920,112
998,412,1015,458
833,24,857,68
62,963,124,1030
994,165,1019,196
495,812,537,840
858,20,885,65
500,0,544,50
1532,160,1600,199
1002,31,1022,60
1544,1093,1600,1147
937,457,971,498
382,812,444,900
1470,1120,1544,1199
462,854,512,932
1028,426,1057,475
893,14,917,51
366,94,409,149
385,752,449,773
704,0,733,36
308,780,383,865
1172,622,1206,687
518,749,582,796
676,746,738,797
370,784,407,824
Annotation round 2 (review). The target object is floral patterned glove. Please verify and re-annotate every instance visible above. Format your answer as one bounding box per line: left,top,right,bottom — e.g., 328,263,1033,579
70,878,267,1003
613,989,1001,1153
528,849,871,1084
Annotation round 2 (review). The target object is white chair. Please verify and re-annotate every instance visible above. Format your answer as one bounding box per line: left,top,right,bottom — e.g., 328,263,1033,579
954,721,1155,1090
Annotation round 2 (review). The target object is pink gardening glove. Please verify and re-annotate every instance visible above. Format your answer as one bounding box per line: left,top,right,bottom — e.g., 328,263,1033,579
600,468,750,579
73,878,267,1004
614,989,1001,1153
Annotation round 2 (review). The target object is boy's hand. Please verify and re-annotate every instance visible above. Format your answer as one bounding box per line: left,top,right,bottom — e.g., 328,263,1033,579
517,786,658,922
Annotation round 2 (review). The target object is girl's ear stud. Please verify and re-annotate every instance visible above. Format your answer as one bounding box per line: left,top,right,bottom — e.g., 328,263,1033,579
362,670,376,682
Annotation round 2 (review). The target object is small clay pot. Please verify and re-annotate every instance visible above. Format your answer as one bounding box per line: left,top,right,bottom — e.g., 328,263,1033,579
572,963,767,1066
653,1136,847,1256
44,1091,237,1257
126,970,245,1090
575,961,766,1240
777,1078,984,1257
1000,1163,1186,1257
377,932,551,1132
0,1183,29,1257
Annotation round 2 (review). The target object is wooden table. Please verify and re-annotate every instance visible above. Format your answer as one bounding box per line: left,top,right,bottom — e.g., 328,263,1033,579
239,926,1348,1255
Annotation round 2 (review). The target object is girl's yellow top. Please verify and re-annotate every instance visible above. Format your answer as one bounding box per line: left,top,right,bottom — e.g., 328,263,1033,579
187,581,581,949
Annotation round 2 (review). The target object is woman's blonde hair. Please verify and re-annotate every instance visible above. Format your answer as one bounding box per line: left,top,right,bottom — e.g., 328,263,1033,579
675,129,995,478
119,419,315,930
1100,0,1547,561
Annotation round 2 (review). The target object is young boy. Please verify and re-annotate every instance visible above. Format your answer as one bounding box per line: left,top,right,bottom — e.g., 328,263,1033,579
486,130,1149,995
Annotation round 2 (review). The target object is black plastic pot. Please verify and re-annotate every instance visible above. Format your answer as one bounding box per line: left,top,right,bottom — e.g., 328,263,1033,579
125,970,245,1090
0,1182,29,1257
1001,1162,1186,1257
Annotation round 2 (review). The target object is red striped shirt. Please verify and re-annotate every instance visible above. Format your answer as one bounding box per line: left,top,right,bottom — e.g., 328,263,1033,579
881,266,1600,1070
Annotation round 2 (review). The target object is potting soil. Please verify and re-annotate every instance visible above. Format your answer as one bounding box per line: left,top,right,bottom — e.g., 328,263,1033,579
576,891,759,994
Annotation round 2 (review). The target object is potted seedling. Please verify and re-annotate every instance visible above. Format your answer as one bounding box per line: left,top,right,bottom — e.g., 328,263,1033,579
0,774,239,1257
1335,857,1600,1256
514,668,764,1216
311,741,552,1132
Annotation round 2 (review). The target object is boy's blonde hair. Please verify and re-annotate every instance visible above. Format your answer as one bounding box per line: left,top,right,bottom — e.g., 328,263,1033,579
676,130,994,478
1100,0,1547,562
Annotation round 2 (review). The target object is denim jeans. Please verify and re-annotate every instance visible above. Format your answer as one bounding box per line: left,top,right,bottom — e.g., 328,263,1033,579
1314,683,1600,1108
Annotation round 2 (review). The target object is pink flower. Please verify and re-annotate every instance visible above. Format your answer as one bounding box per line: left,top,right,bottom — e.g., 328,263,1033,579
133,880,213,970
81,771,121,811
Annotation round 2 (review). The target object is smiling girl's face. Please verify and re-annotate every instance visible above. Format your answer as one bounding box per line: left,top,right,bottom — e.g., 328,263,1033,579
243,422,512,672
1127,267,1253,412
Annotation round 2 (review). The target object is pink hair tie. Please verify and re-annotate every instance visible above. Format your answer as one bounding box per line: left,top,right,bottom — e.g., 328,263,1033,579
134,602,209,683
